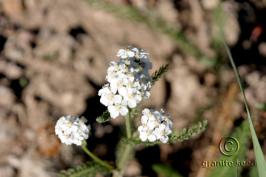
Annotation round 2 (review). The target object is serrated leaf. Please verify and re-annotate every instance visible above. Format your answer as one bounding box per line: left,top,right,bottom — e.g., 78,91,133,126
59,161,108,177
152,64,169,84
96,111,110,123
121,137,158,147
169,120,208,143
121,120,207,147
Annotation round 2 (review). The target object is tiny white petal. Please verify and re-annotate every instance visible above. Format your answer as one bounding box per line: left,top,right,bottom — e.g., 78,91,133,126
131,48,139,53
140,133,148,142
141,115,148,124
127,51,135,57
160,136,169,143
55,116,90,146
108,105,119,118
128,99,137,108
148,134,156,142
119,106,129,116
137,109,173,143
114,95,122,104
118,87,127,96
99,47,153,119
117,49,127,59
100,96,109,106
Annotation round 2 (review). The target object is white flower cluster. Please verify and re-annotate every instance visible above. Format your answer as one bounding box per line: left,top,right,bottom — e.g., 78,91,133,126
55,115,90,146
98,47,152,118
138,109,173,143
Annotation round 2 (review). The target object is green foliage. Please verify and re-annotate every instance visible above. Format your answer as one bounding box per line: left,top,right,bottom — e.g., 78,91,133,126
59,162,108,177
121,120,208,147
96,105,139,125
115,138,133,171
96,110,110,123
207,120,250,177
19,78,28,88
152,164,183,177
223,40,266,177
250,166,259,177
121,137,148,146
169,120,208,143
152,64,169,84
256,103,266,111
130,107,140,119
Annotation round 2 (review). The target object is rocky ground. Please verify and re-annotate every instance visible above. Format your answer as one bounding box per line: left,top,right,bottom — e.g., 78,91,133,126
0,0,266,177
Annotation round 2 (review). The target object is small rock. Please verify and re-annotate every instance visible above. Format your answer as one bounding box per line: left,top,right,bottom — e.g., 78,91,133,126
258,42,266,57
202,0,220,10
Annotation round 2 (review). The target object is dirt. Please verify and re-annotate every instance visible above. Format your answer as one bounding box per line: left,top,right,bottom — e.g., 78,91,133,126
0,0,265,177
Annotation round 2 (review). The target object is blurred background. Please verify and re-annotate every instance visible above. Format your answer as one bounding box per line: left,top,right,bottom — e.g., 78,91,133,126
0,0,265,177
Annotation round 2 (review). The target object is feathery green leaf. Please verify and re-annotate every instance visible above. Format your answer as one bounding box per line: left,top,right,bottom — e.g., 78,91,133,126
96,111,110,123
122,120,208,147
59,161,108,177
152,64,169,84
169,120,208,143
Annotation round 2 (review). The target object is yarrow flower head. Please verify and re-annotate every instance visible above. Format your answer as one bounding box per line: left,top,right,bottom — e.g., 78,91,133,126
98,47,152,118
138,109,173,143
55,115,90,146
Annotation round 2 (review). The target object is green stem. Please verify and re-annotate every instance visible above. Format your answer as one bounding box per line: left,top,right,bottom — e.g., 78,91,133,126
116,144,132,172
125,112,132,139
113,110,133,177
81,142,113,171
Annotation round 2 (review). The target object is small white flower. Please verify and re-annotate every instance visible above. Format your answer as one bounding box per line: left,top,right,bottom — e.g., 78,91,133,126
140,133,148,142
160,136,169,143
99,47,153,119
98,86,116,106
138,109,173,143
55,115,90,146
110,105,128,118
117,86,128,97
117,49,127,59
110,79,124,94
148,134,156,142
117,49,135,59
122,89,139,108
108,101,129,118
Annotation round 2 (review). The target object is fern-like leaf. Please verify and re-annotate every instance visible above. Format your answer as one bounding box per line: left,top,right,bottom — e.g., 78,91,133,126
96,110,110,123
121,120,208,147
59,161,108,177
169,120,208,143
152,64,169,84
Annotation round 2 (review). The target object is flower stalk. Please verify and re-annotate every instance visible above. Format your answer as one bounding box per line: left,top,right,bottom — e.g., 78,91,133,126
125,112,132,139
81,142,113,171
114,110,134,177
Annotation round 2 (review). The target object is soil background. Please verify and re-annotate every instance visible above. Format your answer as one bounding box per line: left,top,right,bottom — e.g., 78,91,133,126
0,0,266,177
